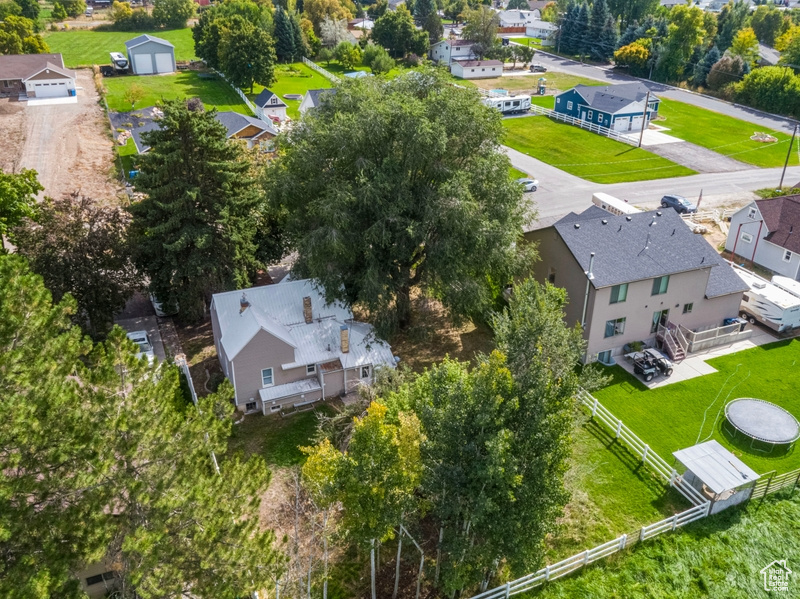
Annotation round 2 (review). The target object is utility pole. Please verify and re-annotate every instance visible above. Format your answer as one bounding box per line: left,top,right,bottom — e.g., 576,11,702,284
638,90,651,148
778,124,798,191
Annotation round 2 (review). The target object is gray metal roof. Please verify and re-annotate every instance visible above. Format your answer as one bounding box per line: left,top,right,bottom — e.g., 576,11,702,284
214,111,278,137
552,207,748,297
673,440,759,494
572,82,655,114
124,34,174,49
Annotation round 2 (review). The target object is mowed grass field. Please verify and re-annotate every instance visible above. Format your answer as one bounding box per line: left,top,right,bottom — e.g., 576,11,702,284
503,116,696,183
594,339,800,475
473,72,603,95
104,71,250,114
657,99,799,168
44,28,196,67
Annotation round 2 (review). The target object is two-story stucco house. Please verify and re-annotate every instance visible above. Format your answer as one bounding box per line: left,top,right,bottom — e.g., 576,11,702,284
526,207,748,363
725,195,800,280
554,82,659,132
210,279,396,415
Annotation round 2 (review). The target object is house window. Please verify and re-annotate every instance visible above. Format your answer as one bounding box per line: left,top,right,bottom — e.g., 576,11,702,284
261,367,274,387
597,350,612,364
361,365,371,379
587,110,593,120
306,364,316,375
455,46,461,50
651,275,670,296
748,207,757,219
556,98,561,104
566,101,573,110
740,232,753,244
245,401,257,412
2,80,11,88
86,572,115,586
548,267,556,284
651,309,669,333
784,250,793,262
270,404,281,412
597,113,603,123
609,283,628,304
604,317,626,338
481,68,485,71
683,302,693,314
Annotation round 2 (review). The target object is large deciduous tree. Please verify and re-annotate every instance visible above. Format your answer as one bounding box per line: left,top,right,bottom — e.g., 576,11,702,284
13,193,141,338
715,0,749,52
729,27,759,67
267,70,530,333
734,66,800,118
750,4,783,47
606,0,658,30
371,5,429,58
304,0,352,34
219,15,276,93
152,0,194,28
129,100,268,322
462,5,499,58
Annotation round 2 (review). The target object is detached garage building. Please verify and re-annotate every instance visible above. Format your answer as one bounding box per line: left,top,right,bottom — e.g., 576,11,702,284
125,34,175,75
0,53,76,98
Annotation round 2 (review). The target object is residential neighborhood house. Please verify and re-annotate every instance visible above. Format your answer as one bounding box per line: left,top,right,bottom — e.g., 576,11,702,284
525,206,748,363
299,88,337,115
215,111,278,150
497,9,540,28
526,20,559,43
525,0,552,16
725,194,800,280
210,279,397,415
429,39,477,66
0,53,76,98
254,88,288,122
124,34,176,75
450,59,504,79
554,82,660,132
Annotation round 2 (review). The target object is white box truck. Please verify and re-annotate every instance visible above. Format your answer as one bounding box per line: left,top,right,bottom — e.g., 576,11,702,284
733,266,800,333
591,192,641,216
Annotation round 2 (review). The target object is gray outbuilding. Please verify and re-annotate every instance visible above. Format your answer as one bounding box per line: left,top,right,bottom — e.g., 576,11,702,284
125,34,175,75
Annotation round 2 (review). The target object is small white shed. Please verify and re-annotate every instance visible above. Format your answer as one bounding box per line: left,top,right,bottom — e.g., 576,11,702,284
673,440,760,515
125,34,176,75
450,59,503,80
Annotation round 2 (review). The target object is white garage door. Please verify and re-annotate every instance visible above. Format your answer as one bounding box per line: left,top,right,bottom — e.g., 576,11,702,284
613,117,629,132
630,117,644,131
154,53,173,73
134,53,153,75
33,81,69,98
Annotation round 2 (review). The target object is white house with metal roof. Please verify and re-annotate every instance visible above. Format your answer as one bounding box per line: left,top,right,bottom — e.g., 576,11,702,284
124,34,175,75
210,279,396,415
254,88,288,122
526,206,748,363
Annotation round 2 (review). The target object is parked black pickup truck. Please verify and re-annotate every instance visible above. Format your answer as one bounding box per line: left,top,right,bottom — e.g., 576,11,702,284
632,349,674,382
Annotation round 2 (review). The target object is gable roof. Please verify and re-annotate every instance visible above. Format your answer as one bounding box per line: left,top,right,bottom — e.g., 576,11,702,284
570,82,656,113
212,279,395,369
0,53,71,80
253,88,288,108
526,0,551,10
552,207,748,298
304,88,336,109
214,110,278,138
755,195,800,254
124,34,174,49
23,61,76,81
453,59,504,67
432,39,476,48
527,20,559,31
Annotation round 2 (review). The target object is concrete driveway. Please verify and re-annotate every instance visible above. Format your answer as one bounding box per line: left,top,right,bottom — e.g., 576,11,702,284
114,316,167,362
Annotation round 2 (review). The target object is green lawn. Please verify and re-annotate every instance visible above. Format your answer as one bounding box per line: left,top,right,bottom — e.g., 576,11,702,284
44,28,196,67
594,339,800,475
529,491,800,598
251,62,334,119
474,72,603,95
503,116,696,184
116,136,138,179
513,37,545,49
657,99,800,169
104,71,250,114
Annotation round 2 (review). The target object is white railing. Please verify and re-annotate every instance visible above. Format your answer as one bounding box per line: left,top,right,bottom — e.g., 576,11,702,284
302,56,341,83
527,104,639,146
212,69,278,126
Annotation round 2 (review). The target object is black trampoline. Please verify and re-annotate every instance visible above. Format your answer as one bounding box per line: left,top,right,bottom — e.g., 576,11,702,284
724,398,800,453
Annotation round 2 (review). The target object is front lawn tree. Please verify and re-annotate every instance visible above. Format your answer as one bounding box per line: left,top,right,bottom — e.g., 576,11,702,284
130,99,268,322
371,5,429,58
267,70,530,333
218,15,276,93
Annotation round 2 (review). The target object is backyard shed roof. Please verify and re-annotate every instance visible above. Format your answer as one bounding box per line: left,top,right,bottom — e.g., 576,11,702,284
755,195,800,254
253,88,287,108
304,88,336,108
124,34,174,49
214,110,278,137
673,440,759,494
553,207,748,297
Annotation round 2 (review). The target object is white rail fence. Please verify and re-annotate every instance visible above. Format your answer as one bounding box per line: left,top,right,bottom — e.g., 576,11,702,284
302,56,341,83
212,69,271,124
527,104,639,147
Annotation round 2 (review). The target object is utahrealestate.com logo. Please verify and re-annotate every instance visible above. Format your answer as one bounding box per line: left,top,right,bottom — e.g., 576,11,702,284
760,560,792,592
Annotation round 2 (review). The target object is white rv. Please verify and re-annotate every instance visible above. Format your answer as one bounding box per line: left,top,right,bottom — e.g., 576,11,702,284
483,94,532,115
733,266,800,333
591,192,641,216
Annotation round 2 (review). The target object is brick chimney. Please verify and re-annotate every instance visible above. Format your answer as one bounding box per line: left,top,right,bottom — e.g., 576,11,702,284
303,296,312,323
340,325,349,353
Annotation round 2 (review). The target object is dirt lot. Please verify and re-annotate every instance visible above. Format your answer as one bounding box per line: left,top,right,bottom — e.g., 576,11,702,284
0,69,121,200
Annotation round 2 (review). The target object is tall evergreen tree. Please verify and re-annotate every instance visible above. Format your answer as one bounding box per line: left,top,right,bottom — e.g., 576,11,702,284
290,11,308,59
274,7,296,62
587,0,611,60
597,14,619,61
558,2,579,54
575,2,591,57
130,100,266,322
414,0,435,24
715,0,749,52
692,44,719,86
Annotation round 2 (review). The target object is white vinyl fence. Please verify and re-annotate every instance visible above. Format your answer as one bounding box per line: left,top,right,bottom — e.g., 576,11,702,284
212,69,275,124
302,56,341,83
526,104,640,147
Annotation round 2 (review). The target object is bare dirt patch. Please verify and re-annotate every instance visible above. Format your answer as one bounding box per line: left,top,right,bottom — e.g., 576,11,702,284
0,69,121,200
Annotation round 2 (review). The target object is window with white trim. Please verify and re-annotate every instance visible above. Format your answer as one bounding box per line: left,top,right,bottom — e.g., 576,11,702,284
361,365,371,379
261,367,274,387
784,250,793,262
306,364,316,375
683,303,693,314
566,101,573,110
245,401,257,412
587,110,593,119
597,113,602,123
740,232,753,243
748,207,757,219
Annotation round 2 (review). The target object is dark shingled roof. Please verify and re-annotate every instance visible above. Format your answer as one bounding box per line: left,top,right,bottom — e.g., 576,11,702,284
755,195,800,254
304,88,336,109
0,53,72,80
214,111,278,137
254,89,287,109
553,207,748,298
572,82,655,113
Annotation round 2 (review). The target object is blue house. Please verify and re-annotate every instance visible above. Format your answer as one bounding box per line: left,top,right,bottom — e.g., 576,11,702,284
554,82,659,133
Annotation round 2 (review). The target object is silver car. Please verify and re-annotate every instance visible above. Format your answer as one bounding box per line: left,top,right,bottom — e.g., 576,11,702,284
126,330,155,363
515,177,539,192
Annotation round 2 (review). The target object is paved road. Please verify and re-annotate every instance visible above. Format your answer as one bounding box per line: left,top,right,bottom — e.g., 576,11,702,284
513,49,799,135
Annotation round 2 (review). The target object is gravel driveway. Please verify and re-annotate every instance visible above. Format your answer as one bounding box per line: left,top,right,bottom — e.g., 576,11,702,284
0,69,121,200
